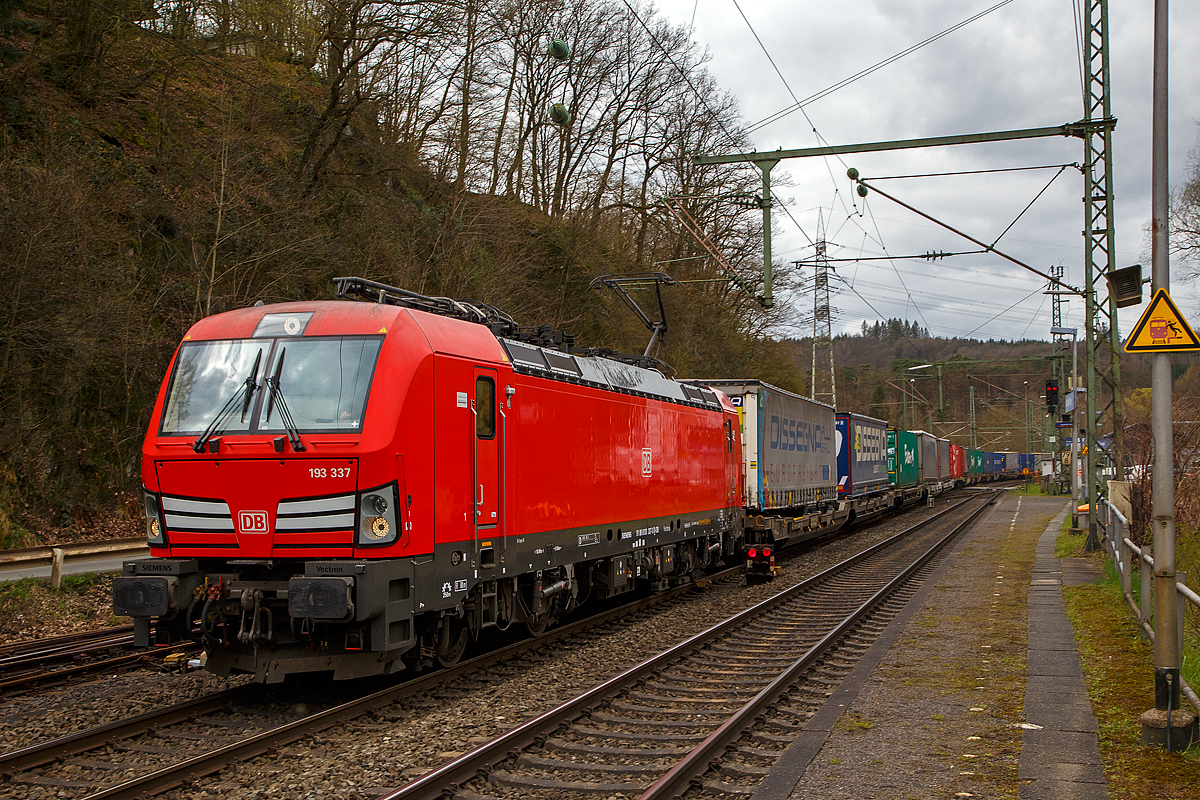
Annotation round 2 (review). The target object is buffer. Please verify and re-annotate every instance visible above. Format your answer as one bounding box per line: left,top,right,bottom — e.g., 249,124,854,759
1123,288,1200,353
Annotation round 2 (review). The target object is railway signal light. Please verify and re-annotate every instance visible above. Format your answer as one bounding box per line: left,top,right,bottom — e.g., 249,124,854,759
1045,379,1059,412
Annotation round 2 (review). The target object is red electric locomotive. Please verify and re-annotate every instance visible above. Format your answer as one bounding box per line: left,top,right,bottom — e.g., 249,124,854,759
114,278,744,681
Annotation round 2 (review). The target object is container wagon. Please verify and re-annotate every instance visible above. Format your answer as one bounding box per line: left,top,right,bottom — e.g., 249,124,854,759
968,449,984,483
887,428,924,505
834,413,893,524
914,430,941,492
936,439,950,484
948,443,966,485
835,413,890,497
690,380,840,579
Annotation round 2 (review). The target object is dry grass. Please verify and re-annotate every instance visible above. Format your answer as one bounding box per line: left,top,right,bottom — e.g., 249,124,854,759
1065,577,1200,798
0,573,126,644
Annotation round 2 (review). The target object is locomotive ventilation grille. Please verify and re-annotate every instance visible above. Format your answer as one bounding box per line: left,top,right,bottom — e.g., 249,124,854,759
161,495,234,532
276,494,356,533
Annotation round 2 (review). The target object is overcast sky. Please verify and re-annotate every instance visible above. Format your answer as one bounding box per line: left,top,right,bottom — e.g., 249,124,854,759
648,0,1200,342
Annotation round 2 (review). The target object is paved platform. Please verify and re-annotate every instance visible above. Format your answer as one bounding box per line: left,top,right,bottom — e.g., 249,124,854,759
756,494,1109,799
1019,506,1108,799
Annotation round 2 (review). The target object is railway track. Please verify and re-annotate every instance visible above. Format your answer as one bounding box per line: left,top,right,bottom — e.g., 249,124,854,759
0,627,197,696
0,487,999,798
377,489,999,800
0,562,746,800
0,626,134,662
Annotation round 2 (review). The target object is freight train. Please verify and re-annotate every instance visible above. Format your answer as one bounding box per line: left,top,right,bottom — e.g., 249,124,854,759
112,277,1039,681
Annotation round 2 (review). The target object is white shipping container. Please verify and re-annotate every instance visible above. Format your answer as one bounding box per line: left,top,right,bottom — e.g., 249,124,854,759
689,380,837,511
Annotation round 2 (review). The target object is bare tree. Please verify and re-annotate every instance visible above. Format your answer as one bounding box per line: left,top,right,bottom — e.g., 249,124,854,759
297,0,456,191
1172,144,1200,282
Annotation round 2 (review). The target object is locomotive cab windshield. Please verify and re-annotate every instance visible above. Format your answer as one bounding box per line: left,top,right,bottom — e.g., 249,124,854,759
160,335,383,437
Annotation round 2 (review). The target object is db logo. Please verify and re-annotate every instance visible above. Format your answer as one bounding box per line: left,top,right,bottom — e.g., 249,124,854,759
641,448,652,477
239,510,269,533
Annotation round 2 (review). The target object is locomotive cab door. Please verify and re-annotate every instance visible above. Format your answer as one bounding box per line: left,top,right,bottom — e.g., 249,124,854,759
472,368,502,566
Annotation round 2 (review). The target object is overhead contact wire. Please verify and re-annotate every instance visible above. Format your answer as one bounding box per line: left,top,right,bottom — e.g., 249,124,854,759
742,0,1016,135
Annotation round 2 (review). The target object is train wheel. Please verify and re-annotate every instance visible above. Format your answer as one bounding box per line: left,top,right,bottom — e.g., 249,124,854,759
435,616,469,668
525,608,553,637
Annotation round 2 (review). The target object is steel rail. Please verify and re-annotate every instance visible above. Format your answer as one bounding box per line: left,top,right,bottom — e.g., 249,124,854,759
0,633,132,666
0,626,134,660
0,643,196,695
376,491,991,800
79,566,747,800
0,685,256,773
640,490,998,799
0,564,744,797
1,491,969,797
1099,497,1200,715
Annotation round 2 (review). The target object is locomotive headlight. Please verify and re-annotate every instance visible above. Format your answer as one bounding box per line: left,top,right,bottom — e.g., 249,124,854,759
357,483,399,546
144,489,166,546
363,516,390,539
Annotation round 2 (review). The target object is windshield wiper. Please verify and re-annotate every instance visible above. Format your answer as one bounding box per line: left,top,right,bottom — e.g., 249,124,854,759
193,349,263,453
265,347,306,452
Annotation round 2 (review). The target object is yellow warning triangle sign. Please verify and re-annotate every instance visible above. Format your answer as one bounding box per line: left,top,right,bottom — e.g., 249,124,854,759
1123,288,1200,353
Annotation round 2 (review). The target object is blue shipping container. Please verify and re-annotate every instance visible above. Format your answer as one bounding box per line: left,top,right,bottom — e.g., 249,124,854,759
836,413,890,497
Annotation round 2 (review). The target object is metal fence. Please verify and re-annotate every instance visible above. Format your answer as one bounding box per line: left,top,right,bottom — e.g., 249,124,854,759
0,539,148,587
1097,498,1200,713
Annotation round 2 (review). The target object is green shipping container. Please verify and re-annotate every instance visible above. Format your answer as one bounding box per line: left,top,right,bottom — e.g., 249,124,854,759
968,449,984,475
887,428,920,488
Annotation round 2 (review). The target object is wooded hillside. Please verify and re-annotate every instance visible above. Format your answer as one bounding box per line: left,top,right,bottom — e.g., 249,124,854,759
0,0,811,543
2,1,1195,546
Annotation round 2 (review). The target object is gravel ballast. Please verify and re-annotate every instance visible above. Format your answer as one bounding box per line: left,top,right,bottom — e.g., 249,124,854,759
0,492,999,799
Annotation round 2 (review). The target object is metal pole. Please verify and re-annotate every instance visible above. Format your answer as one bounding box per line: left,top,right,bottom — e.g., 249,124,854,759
1149,0,1181,721
937,365,944,420
1081,0,1123,537
1024,381,1030,453
970,385,977,449
910,379,916,429
1071,333,1080,527
1141,545,1154,641
1119,527,1131,598
1084,292,1098,550
758,161,777,308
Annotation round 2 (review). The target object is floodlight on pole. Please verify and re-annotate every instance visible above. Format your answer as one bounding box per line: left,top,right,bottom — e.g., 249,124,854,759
908,364,943,420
